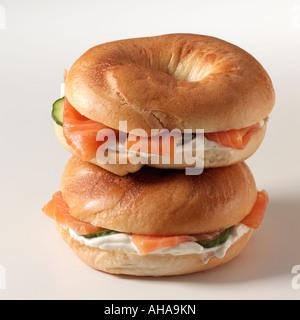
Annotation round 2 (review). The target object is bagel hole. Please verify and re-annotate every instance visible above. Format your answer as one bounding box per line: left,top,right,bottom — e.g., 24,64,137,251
173,63,214,82
166,53,217,82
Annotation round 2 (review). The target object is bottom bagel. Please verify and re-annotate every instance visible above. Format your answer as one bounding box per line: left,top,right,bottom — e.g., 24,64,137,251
57,224,253,277
43,157,269,277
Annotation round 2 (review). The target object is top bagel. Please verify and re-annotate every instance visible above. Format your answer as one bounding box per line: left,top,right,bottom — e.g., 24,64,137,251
65,33,275,134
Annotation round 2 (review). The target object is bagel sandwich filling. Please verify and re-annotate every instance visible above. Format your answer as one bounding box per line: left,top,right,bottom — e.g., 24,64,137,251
52,96,268,162
43,190,269,263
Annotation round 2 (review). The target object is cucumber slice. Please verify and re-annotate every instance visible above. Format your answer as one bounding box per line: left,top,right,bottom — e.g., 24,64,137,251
197,228,231,249
81,230,117,239
52,97,65,126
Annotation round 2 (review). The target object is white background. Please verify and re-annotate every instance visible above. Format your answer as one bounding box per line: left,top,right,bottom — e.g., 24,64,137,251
0,0,300,300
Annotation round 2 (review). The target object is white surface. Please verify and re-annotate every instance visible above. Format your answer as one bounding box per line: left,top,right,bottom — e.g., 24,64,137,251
0,0,300,300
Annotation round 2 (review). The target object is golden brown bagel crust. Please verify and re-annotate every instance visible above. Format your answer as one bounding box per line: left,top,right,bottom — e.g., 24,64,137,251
54,121,267,176
57,224,253,276
65,33,275,135
60,156,257,235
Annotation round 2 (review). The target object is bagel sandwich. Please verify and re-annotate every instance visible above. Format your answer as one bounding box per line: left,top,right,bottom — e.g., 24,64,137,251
42,156,269,277
52,33,275,176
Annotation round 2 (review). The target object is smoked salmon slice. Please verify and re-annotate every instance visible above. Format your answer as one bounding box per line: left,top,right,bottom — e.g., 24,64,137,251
42,191,106,235
62,98,261,161
204,122,261,150
131,230,226,255
125,132,182,161
131,234,193,255
240,190,269,229
63,98,118,161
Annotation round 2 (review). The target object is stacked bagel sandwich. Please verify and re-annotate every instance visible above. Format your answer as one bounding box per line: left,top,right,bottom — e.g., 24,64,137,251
44,34,275,276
